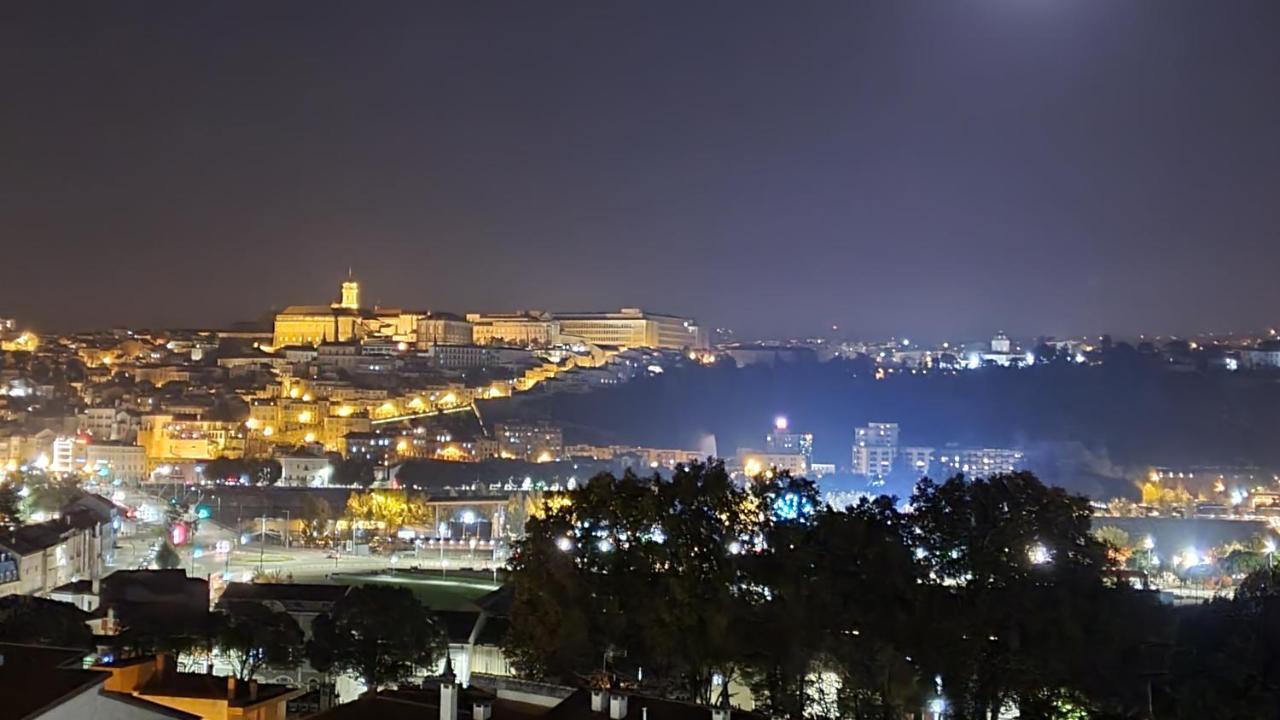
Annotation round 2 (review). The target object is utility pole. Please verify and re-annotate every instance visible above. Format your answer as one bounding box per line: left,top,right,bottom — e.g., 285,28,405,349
258,512,266,572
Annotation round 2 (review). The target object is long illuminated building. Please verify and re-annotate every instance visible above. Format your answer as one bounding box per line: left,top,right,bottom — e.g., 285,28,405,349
554,308,708,350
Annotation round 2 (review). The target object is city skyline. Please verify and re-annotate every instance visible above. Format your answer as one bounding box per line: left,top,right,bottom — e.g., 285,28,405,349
5,1,1280,339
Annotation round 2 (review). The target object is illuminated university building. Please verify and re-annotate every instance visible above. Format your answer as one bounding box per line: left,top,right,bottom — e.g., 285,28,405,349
271,276,426,347
466,312,561,347
554,308,708,350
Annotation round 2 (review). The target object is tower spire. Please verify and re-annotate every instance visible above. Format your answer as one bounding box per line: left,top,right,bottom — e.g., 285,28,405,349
337,272,360,310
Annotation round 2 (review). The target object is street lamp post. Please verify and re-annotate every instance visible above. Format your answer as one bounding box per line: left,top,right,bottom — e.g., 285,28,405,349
258,513,266,573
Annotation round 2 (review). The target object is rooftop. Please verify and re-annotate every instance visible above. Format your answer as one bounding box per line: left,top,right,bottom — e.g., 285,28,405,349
217,581,350,605
0,643,105,720
0,519,76,555
543,689,760,720
307,688,547,720
139,672,297,708
278,305,364,316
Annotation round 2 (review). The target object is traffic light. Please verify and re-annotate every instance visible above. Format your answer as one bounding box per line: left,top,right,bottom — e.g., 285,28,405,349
195,504,211,520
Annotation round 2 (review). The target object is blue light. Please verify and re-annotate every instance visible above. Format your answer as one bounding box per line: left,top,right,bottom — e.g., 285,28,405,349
773,492,813,521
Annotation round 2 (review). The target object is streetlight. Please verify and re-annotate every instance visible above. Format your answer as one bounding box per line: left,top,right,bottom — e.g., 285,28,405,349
1265,538,1276,568
1027,543,1051,566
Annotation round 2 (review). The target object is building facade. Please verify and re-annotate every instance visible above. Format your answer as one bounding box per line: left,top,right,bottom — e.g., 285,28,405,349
853,422,900,478
85,442,147,483
467,313,561,347
554,308,708,350
494,422,564,462
417,314,474,347
935,447,1026,478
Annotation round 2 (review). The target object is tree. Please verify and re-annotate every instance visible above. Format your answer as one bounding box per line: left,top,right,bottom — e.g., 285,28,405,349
506,463,761,698
0,483,23,526
502,468,1183,718
1094,525,1134,567
114,607,216,659
1221,549,1267,578
739,493,924,720
22,473,82,516
299,495,333,540
344,490,426,534
1093,525,1131,551
1235,565,1280,605
0,596,92,647
155,541,182,569
204,457,246,483
251,459,283,486
308,585,445,691
909,472,1142,719
507,464,830,708
216,603,304,680
334,458,376,488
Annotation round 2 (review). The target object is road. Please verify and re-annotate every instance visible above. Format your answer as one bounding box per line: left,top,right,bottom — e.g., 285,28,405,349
108,484,502,584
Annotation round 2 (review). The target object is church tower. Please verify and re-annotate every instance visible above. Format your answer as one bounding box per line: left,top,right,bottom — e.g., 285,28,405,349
336,270,360,310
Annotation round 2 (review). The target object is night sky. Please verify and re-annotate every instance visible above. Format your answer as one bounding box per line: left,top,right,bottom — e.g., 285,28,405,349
3,1,1279,340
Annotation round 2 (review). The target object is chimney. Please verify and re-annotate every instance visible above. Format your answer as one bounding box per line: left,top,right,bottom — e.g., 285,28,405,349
473,701,493,720
226,676,237,700
249,680,259,701
154,654,174,681
609,694,628,720
590,689,608,713
439,680,458,720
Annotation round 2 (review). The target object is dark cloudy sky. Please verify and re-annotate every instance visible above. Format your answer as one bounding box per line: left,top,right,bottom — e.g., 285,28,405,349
2,1,1278,340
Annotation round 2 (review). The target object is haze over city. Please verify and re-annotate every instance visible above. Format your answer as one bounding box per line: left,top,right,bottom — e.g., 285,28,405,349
5,1,1280,339
6,4,1280,720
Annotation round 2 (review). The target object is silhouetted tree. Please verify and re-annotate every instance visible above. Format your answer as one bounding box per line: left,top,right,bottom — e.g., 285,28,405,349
0,597,92,647
216,603,304,680
0,484,23,526
333,458,375,488
308,585,444,691
155,541,182,569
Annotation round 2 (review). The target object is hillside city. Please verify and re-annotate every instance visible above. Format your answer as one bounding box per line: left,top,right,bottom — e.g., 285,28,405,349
8,2,1280,718
3,277,1280,718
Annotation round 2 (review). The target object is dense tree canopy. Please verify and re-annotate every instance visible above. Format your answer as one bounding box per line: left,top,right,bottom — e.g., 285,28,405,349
307,585,445,691
505,466,1173,720
216,602,304,680
0,483,23,526
155,541,182,570
0,597,92,647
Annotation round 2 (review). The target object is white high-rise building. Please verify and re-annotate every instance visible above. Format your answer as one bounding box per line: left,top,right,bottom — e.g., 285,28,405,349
853,422,900,477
